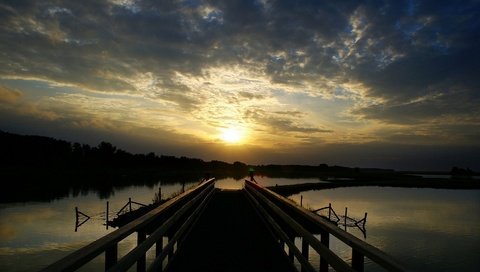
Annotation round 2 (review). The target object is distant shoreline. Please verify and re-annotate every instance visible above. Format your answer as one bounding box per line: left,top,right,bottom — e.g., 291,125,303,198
267,178,480,197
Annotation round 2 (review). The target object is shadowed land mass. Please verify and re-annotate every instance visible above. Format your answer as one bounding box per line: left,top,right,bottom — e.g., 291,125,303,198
1,130,478,203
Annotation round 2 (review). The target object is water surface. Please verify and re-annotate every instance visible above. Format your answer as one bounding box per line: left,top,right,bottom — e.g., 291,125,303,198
1,178,479,271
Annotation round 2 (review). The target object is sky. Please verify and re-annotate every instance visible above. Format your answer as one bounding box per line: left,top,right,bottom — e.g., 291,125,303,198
0,0,479,171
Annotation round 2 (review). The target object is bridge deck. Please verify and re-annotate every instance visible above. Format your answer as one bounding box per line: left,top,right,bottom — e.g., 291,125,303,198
168,189,296,272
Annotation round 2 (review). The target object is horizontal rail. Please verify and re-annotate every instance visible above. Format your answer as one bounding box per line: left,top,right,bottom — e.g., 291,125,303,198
246,180,406,272
42,178,216,272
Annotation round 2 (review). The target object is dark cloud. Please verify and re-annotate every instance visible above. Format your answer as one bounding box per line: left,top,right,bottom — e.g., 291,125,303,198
1,0,479,169
2,1,477,102
352,90,480,124
238,91,265,100
244,108,332,134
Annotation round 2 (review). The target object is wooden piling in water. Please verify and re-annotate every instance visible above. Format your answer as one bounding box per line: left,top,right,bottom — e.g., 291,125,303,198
328,203,332,220
344,207,348,231
106,201,109,230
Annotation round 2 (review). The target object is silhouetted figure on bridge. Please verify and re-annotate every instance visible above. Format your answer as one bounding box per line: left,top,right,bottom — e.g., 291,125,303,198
249,167,258,184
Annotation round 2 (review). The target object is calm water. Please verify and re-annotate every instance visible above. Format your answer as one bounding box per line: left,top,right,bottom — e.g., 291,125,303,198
1,177,479,271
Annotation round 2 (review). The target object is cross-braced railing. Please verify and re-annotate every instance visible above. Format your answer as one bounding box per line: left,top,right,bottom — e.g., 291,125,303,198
244,180,405,272
41,178,216,272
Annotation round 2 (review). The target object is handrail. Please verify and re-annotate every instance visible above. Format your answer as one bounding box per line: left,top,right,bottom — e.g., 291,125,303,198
245,182,354,272
244,188,317,272
107,184,215,271
42,178,216,272
245,180,406,272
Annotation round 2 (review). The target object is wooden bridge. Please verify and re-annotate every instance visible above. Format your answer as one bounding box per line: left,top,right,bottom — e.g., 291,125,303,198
42,178,405,272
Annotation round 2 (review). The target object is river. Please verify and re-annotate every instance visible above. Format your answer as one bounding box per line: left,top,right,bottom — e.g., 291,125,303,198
0,177,479,271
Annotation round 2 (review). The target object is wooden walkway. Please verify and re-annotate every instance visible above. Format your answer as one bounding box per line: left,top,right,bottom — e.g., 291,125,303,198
168,190,295,272
42,178,405,272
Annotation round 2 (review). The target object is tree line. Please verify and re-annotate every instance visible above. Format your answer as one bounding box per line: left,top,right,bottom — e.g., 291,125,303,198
0,131,248,202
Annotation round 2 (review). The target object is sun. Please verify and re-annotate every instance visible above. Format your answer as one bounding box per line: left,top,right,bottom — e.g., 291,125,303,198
220,127,242,144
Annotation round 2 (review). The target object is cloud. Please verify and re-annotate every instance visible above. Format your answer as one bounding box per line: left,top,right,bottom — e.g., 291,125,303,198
0,0,479,169
352,90,480,125
244,108,332,134
0,85,23,103
0,84,60,121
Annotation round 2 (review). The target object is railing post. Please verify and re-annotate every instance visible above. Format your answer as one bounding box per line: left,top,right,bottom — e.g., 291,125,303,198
156,236,164,272
301,238,309,272
167,235,174,262
105,243,118,270
352,249,364,272
129,198,132,212
320,230,329,272
288,236,295,262
137,230,146,272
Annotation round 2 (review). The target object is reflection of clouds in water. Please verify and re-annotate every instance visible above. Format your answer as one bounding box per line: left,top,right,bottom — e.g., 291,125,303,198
0,225,16,241
292,186,480,268
0,241,88,255
292,187,480,235
0,207,58,241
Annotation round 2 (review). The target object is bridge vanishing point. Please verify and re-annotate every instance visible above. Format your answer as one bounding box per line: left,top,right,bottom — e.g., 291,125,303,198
42,178,406,272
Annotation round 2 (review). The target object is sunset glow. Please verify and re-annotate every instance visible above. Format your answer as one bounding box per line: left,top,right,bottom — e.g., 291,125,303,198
0,1,478,170
220,127,242,144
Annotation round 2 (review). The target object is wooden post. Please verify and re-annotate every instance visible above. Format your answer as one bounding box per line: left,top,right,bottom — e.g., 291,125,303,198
156,236,164,272
288,236,295,262
352,249,364,272
105,243,118,270
129,198,132,212
300,195,303,207
137,230,146,272
328,203,332,220
106,201,109,230
159,187,162,201
167,235,174,262
320,230,330,272
301,238,309,272
344,207,348,231
75,207,79,232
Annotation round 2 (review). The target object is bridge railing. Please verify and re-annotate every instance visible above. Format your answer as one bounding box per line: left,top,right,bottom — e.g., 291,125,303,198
41,178,216,272
244,180,405,272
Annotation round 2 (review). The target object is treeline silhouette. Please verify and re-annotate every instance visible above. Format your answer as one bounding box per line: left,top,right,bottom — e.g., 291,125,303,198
3,131,476,202
0,131,248,202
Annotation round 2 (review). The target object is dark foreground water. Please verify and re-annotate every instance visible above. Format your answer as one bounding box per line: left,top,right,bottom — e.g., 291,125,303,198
0,177,479,271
